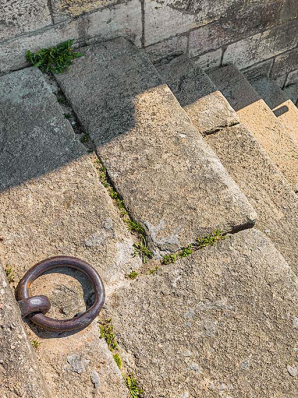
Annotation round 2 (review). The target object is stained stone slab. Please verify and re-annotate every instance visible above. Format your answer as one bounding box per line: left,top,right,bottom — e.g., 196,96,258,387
107,229,298,397
156,55,239,134
0,0,52,41
0,263,51,398
0,68,138,397
208,65,298,192
205,124,298,273
248,76,298,143
55,38,257,255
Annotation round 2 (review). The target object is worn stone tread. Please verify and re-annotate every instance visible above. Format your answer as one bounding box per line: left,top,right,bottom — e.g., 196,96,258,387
205,124,298,273
156,55,239,134
208,65,298,192
0,68,134,398
248,76,298,144
0,263,51,398
55,38,256,255
107,229,298,397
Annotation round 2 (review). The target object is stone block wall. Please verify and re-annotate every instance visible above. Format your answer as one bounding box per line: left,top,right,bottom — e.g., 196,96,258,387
0,0,297,87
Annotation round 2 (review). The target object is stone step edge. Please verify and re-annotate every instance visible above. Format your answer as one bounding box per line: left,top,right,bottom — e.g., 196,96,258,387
0,261,51,398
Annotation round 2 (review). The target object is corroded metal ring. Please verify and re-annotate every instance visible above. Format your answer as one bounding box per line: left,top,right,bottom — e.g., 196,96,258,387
16,256,105,333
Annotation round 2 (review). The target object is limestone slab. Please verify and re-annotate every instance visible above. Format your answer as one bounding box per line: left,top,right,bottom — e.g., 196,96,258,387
0,68,138,397
205,124,298,273
248,76,298,143
107,229,298,397
223,19,298,69
0,0,52,41
56,38,257,255
156,55,239,134
0,263,51,398
208,65,298,191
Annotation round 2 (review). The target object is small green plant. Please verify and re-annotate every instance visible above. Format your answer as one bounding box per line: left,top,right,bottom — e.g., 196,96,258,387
81,133,89,143
197,229,225,248
149,266,159,275
179,244,193,258
124,373,144,398
56,91,67,104
99,319,118,351
161,253,178,265
26,39,83,74
113,353,122,369
5,264,15,283
132,238,153,264
31,340,41,349
64,113,71,120
127,270,138,280
126,220,145,235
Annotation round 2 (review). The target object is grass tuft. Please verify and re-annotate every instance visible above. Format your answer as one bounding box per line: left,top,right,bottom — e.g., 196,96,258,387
31,340,41,349
124,373,144,398
5,264,15,283
132,238,153,264
99,319,118,351
113,353,122,369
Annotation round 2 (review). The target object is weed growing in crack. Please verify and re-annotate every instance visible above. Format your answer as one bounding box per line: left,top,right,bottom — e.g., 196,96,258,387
56,90,67,104
197,229,225,248
127,270,138,280
113,353,122,369
80,133,89,143
26,39,83,74
64,113,71,120
125,220,145,235
31,340,41,349
124,373,144,398
149,266,159,275
99,318,118,351
132,238,153,264
161,230,225,265
5,264,15,283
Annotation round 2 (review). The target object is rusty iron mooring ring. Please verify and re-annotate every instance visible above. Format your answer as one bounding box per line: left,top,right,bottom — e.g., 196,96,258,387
16,256,105,333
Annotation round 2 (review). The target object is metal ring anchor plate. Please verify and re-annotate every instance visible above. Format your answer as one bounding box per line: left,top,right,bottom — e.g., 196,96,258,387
16,256,105,333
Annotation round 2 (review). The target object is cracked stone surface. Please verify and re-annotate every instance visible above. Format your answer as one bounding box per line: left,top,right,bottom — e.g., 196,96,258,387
208,65,298,192
156,54,239,134
0,263,50,398
107,229,298,397
55,38,257,255
0,67,136,398
205,124,298,274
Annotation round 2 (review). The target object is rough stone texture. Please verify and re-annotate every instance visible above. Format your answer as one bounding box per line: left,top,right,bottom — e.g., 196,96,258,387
0,19,80,73
223,19,298,69
188,0,283,58
284,83,298,105
144,0,243,46
56,38,257,255
145,35,188,64
248,76,298,143
108,229,298,397
50,0,120,21
0,263,51,398
0,1,142,74
286,69,298,86
205,124,298,272
192,48,222,72
0,0,52,41
271,48,298,79
0,67,139,397
208,65,298,192
242,59,274,81
156,55,239,134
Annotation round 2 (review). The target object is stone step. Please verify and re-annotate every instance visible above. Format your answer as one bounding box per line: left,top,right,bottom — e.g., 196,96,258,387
107,229,298,396
156,54,239,134
55,38,256,256
247,75,298,144
284,83,298,106
156,55,298,272
0,68,136,398
0,262,51,398
208,65,298,192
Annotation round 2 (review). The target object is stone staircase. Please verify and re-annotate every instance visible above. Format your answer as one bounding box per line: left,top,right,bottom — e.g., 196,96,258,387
1,38,298,397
